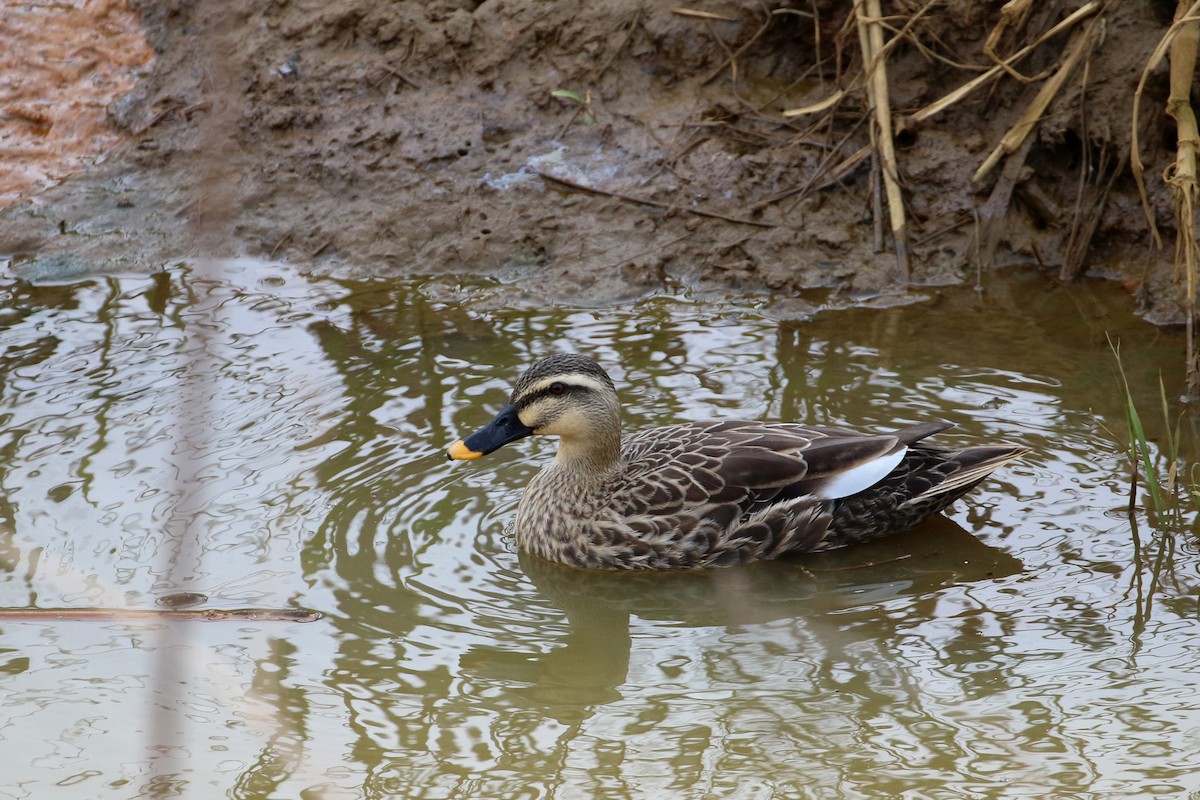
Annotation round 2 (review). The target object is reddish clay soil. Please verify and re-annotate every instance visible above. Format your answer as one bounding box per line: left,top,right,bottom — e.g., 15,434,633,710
0,0,153,206
0,1,1186,320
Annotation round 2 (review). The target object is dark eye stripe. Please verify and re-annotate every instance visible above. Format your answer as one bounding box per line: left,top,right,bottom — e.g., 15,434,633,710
516,381,589,410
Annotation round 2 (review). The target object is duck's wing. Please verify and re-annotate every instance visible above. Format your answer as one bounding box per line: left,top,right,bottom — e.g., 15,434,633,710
587,420,992,568
615,420,923,513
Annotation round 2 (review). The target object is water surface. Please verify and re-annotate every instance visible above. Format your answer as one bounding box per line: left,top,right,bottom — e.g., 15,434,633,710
1,260,1197,799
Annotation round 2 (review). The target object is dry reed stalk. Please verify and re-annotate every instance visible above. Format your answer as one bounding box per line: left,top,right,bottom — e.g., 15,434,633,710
782,0,933,119
1166,1,1200,395
1131,0,1200,247
1130,0,1200,394
854,0,909,278
973,21,1098,184
814,3,1098,206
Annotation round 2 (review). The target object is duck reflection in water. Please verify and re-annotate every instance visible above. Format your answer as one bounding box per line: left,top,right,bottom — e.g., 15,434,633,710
458,515,1023,717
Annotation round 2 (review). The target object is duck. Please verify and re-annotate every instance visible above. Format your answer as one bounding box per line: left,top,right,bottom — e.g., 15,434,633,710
447,353,1026,570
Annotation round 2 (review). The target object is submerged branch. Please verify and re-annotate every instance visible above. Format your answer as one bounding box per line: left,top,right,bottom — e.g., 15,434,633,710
0,607,323,622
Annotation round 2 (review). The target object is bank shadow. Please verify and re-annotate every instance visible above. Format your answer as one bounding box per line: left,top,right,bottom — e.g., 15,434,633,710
458,516,1023,713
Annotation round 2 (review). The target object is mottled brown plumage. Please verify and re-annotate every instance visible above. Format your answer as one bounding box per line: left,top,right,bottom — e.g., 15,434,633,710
448,354,1026,570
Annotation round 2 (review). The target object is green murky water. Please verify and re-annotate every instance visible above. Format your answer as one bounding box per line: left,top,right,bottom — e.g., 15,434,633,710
1,260,1198,799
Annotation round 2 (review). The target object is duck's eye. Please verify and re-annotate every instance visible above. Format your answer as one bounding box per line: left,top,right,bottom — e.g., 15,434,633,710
549,382,567,396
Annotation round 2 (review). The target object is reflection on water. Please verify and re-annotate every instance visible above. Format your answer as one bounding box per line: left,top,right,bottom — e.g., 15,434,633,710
1,260,1198,799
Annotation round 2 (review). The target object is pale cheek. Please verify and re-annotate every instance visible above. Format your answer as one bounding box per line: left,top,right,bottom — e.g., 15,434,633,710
537,412,590,438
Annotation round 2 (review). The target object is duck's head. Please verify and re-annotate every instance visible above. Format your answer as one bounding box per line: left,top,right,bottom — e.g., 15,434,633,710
447,353,621,461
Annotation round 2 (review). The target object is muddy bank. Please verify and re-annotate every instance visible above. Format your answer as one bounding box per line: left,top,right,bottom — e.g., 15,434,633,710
0,0,1183,317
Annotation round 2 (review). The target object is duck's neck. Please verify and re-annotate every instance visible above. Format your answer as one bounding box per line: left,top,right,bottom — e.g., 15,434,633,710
553,423,623,477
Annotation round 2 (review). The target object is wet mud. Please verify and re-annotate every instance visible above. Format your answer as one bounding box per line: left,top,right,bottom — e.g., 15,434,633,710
0,0,1184,318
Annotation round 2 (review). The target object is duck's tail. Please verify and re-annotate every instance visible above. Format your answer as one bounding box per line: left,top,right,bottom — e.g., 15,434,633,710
823,425,1026,548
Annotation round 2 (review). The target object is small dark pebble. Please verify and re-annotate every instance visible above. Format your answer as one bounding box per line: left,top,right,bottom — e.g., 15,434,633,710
156,592,209,609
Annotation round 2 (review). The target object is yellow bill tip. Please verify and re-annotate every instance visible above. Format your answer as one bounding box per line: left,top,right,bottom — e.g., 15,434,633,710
447,439,484,461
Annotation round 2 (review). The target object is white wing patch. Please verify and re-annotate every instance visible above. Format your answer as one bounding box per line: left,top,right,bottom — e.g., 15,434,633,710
813,447,906,500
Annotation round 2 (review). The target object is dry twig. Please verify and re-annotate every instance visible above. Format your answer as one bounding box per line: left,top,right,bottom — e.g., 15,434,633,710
700,7,774,86
973,132,1037,270
973,21,1099,184
982,0,1054,84
671,7,738,22
915,2,1099,125
536,170,784,229
1060,139,1126,282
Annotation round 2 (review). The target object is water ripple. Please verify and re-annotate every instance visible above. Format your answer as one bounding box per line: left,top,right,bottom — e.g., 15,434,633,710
2,262,1199,799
